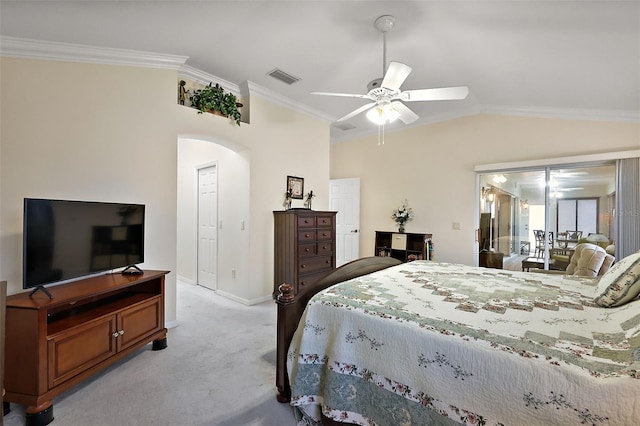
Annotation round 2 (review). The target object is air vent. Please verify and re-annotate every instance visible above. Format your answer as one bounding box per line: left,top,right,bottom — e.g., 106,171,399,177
335,123,356,131
267,68,300,85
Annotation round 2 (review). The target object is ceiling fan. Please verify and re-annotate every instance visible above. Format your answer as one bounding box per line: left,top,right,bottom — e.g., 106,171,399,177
312,15,470,127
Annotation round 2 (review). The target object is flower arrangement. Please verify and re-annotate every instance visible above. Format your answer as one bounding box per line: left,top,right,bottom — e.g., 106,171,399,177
391,199,413,232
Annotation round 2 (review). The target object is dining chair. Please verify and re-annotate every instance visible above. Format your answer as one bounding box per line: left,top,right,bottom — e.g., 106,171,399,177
534,230,554,258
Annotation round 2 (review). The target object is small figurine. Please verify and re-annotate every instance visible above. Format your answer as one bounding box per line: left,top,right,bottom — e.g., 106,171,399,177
283,189,293,210
178,80,188,105
304,190,315,209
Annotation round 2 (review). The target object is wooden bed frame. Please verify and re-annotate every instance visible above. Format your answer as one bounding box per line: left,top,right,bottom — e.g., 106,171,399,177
275,256,402,404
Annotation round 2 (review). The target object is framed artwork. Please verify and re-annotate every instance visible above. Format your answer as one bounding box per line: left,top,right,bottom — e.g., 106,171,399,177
287,176,304,199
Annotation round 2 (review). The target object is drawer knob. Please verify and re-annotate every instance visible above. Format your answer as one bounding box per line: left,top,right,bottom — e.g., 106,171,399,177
301,264,306,269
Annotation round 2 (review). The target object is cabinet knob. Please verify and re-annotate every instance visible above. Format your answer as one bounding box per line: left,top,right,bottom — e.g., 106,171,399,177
119,330,125,335
113,332,120,338
300,264,306,269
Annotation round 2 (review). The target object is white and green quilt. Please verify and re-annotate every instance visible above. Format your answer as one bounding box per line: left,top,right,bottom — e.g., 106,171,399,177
288,261,640,425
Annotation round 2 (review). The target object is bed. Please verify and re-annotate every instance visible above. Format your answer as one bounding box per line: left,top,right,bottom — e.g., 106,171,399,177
275,256,640,425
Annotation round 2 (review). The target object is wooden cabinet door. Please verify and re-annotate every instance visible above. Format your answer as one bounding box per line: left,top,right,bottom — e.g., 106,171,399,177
47,315,117,389
117,296,163,352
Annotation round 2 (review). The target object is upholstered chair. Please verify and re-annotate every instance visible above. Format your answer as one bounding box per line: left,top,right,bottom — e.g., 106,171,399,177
565,243,615,277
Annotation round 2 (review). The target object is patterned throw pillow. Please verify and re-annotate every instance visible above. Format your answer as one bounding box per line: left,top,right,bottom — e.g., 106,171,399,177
594,252,640,307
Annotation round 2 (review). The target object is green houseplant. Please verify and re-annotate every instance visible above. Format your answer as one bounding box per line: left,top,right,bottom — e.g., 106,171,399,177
189,83,242,125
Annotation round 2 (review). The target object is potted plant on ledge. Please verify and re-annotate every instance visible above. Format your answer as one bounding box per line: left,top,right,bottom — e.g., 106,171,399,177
189,82,242,126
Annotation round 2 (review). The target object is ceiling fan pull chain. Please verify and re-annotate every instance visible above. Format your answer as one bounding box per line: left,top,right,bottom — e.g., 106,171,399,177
378,123,385,146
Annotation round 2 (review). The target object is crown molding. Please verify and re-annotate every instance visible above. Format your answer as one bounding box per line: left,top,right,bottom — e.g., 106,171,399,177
0,36,331,122
0,36,188,70
330,106,482,144
245,81,335,123
177,65,241,98
4,37,636,133
176,70,333,122
480,104,640,123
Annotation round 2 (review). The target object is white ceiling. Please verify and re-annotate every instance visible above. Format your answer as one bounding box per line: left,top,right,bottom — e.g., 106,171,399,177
1,1,638,142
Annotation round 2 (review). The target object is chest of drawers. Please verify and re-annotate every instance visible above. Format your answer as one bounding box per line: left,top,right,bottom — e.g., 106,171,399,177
273,210,337,297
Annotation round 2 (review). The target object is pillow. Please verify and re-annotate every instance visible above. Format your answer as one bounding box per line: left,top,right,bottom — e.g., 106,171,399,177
594,252,640,307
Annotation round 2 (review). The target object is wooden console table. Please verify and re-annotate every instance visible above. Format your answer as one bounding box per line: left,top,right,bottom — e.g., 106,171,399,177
3,270,169,426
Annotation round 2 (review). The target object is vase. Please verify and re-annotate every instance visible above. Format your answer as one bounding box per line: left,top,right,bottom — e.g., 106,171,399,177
398,224,405,233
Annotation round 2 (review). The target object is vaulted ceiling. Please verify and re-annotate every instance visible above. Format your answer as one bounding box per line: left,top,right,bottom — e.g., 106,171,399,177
1,1,638,142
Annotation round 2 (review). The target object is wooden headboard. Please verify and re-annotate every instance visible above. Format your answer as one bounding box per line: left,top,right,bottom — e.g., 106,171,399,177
274,256,402,403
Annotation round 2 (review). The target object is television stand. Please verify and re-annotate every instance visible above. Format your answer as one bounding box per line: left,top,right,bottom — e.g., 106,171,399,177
3,270,169,426
121,264,143,275
28,284,53,299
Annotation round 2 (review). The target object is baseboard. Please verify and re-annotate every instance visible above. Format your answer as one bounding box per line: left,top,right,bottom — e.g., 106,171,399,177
177,275,196,285
215,289,273,306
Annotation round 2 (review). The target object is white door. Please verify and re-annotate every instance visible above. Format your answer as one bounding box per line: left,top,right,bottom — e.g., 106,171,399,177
330,178,360,267
198,165,218,291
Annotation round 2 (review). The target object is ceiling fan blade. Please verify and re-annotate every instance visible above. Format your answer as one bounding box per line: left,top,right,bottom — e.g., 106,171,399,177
336,102,377,122
390,101,419,124
381,62,412,91
400,86,469,102
311,91,374,100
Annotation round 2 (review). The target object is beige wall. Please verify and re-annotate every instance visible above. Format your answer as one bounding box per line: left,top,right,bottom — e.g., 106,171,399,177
330,114,639,265
0,57,331,323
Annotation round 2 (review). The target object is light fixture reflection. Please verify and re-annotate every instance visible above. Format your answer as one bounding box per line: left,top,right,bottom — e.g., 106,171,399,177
482,186,495,202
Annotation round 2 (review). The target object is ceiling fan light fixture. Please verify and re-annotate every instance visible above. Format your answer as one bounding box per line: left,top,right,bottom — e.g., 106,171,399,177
366,104,400,125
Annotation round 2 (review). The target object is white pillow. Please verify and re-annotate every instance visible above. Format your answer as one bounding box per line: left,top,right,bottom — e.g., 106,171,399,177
594,252,640,307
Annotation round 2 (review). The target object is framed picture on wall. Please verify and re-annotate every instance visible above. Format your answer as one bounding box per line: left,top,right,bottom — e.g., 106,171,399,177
287,176,304,199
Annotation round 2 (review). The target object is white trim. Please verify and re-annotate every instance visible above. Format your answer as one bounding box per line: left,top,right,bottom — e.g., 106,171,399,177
330,106,481,144
4,36,637,135
474,150,640,172
245,81,335,123
165,320,179,329
178,64,241,98
0,36,188,69
176,274,196,286
480,104,640,123
214,289,272,306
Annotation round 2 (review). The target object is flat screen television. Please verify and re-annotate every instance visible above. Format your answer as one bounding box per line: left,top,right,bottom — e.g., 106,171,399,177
23,198,145,291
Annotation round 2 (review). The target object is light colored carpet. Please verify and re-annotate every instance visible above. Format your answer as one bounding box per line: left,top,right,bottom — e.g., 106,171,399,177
3,281,297,426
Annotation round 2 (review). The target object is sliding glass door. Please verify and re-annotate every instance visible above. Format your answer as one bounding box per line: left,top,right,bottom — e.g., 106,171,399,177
478,163,616,271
